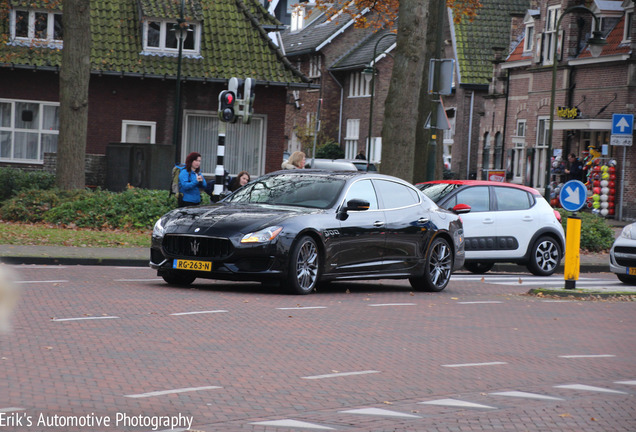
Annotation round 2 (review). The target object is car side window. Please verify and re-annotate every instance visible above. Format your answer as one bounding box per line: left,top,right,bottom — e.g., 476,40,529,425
373,180,420,209
447,186,490,212
494,187,531,210
344,179,379,210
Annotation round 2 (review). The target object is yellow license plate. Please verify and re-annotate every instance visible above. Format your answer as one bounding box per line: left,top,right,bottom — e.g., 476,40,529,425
629,268,636,276
173,259,212,271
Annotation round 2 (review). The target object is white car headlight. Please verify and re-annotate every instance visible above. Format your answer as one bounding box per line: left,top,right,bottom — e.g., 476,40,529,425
153,217,167,238
241,226,283,243
620,224,635,240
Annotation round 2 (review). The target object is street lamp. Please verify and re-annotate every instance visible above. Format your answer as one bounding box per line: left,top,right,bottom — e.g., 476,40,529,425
544,5,606,201
172,0,189,163
362,32,396,171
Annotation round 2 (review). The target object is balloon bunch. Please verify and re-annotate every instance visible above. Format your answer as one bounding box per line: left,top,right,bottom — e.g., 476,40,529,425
585,158,617,218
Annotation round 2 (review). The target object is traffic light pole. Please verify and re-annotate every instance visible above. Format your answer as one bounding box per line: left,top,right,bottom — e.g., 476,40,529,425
213,121,226,199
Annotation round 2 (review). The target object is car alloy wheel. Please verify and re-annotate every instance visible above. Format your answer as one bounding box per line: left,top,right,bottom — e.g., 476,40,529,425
527,236,561,276
286,235,320,295
410,237,453,292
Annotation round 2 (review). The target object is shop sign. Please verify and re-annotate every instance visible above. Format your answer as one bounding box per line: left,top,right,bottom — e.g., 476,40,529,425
557,106,581,119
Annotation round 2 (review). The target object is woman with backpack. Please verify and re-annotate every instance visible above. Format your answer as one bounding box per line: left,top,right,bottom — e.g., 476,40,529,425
179,152,207,207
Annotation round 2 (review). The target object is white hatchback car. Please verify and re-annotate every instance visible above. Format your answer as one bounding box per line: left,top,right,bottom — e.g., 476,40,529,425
417,180,565,276
609,222,636,285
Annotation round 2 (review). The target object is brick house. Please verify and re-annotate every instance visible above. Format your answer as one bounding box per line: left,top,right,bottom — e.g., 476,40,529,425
483,0,635,219
0,0,310,190
281,5,395,163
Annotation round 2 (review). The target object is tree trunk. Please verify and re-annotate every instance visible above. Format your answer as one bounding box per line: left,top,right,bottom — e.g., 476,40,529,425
57,0,91,190
381,0,431,183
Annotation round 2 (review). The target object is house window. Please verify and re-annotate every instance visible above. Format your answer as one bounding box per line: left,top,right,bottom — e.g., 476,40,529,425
184,112,265,177
0,99,59,162
348,72,371,97
344,119,360,159
291,5,305,32
524,23,535,52
624,10,633,42
543,5,560,65
11,8,63,46
308,55,321,79
533,117,549,190
511,120,526,182
493,132,504,169
121,121,156,144
143,19,200,55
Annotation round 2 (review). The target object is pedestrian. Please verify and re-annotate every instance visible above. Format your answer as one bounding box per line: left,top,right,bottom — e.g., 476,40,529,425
564,153,584,182
355,150,366,160
179,152,207,207
228,171,250,192
281,151,306,169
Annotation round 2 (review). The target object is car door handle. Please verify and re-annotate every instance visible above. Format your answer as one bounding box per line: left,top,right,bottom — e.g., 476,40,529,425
373,221,385,227
418,217,429,224
482,218,494,224
522,216,533,222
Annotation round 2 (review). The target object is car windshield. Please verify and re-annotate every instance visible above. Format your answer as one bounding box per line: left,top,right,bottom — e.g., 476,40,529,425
417,183,462,203
225,174,346,209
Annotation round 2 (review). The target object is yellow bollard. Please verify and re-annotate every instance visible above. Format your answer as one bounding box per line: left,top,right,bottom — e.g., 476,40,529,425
564,216,581,289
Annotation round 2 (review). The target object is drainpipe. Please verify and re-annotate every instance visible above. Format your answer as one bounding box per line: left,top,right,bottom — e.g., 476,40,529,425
328,70,344,144
466,90,475,179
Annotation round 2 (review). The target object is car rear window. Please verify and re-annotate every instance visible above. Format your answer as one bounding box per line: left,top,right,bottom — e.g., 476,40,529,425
494,186,532,210
417,182,461,202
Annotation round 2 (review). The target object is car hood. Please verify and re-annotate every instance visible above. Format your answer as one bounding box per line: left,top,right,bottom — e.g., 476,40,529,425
161,203,320,237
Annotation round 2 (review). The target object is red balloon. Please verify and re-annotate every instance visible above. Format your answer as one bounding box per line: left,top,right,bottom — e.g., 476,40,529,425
610,188,616,196
593,180,600,187
610,174,616,181
609,208,615,215
608,195,615,202
593,187,601,194
608,201,615,208
609,166,616,173
609,181,615,188
593,165,601,172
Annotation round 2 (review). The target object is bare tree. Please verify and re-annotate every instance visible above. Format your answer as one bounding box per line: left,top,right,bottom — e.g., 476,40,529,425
57,0,91,190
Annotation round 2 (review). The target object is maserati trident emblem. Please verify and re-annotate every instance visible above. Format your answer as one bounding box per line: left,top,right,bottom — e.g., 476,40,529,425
190,240,200,256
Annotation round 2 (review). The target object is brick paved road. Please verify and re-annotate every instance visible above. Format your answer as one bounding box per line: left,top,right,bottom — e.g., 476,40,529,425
1,265,634,432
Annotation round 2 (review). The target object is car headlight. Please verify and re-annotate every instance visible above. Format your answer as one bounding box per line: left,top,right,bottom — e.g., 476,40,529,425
241,226,283,243
153,216,167,238
620,224,635,240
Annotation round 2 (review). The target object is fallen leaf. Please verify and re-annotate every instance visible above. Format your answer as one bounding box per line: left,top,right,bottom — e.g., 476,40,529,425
383,401,393,405
559,413,571,418
481,277,485,282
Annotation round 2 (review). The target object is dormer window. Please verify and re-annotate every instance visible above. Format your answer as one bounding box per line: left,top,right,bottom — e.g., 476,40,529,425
291,5,305,32
522,10,538,53
543,5,561,65
624,0,634,42
143,19,200,55
10,8,63,47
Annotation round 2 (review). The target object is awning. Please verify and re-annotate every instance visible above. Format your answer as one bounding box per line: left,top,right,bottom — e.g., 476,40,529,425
553,119,612,130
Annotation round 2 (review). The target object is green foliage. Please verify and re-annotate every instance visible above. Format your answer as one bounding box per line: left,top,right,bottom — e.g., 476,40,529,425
315,142,345,159
558,209,615,252
1,188,173,230
0,167,56,203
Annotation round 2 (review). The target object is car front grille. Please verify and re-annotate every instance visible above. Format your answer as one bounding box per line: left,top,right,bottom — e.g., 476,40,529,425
614,246,636,267
163,235,233,259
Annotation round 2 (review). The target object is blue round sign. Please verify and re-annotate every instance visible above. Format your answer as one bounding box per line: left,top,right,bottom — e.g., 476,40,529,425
559,180,587,212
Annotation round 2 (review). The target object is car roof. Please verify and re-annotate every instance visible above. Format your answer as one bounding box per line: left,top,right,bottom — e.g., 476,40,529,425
267,169,412,183
418,180,540,195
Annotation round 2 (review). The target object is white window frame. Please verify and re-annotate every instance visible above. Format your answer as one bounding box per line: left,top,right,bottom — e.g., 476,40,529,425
121,120,156,144
308,55,321,79
543,5,561,65
0,98,60,163
344,119,360,159
624,8,633,43
291,5,305,32
10,8,63,47
524,23,535,52
142,19,201,55
348,72,371,98
511,120,526,183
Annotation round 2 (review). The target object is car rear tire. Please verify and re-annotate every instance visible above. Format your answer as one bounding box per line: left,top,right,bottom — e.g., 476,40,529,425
527,236,561,276
285,235,320,295
617,274,636,285
410,237,453,292
161,271,196,286
463,262,494,274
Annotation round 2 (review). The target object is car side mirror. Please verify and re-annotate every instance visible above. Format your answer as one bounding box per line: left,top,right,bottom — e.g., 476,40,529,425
452,203,471,214
337,198,370,220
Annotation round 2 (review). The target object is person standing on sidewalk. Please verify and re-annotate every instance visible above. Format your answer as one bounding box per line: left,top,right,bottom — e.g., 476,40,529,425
179,152,207,207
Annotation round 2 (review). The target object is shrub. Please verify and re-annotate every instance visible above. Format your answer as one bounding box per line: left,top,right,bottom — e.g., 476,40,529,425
0,188,173,230
315,142,345,159
558,209,615,252
0,167,56,202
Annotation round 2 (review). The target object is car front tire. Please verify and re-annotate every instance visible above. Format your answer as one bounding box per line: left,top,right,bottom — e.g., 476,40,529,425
285,235,320,295
527,236,561,276
616,274,636,285
410,237,453,292
161,270,197,286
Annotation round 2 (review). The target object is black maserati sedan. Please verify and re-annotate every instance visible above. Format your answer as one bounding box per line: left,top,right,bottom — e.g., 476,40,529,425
150,170,465,295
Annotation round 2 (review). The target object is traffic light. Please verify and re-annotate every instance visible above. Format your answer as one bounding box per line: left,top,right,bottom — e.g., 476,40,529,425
241,78,255,124
218,90,236,123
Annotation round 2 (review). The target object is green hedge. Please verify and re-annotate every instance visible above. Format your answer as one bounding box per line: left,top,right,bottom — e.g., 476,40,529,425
0,167,56,202
558,209,615,252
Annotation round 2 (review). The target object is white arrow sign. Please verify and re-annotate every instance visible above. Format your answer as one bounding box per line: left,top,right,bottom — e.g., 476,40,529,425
563,186,581,205
616,117,631,133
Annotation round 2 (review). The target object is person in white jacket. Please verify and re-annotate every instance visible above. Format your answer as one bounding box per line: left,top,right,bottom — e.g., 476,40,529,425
281,151,306,169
